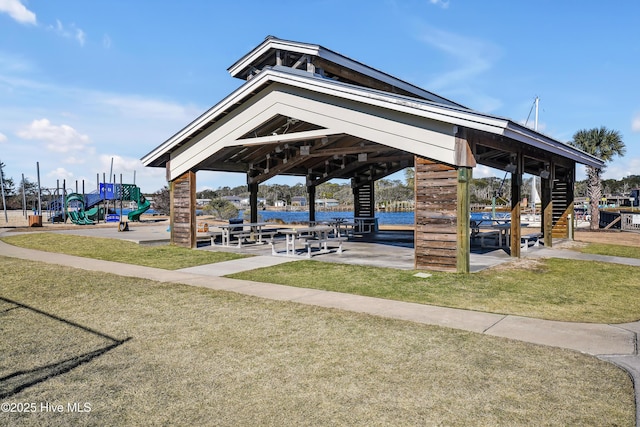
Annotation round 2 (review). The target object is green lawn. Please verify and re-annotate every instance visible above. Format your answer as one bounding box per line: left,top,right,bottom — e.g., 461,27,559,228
578,242,640,259
3,232,640,323
1,233,248,270
229,258,640,323
0,256,633,426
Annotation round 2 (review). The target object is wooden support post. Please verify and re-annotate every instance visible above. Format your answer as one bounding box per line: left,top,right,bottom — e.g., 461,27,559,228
249,182,258,224
414,157,458,272
170,171,196,248
510,154,522,258
457,167,471,273
568,167,575,240
541,172,553,248
307,185,316,222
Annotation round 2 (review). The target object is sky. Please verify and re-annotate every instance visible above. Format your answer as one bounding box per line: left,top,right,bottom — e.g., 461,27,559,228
0,0,639,195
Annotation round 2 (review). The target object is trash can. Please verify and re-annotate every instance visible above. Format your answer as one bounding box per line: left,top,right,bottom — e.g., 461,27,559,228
28,215,43,227
229,218,243,233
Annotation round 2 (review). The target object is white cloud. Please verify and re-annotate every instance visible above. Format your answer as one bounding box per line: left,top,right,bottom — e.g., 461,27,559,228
65,156,86,165
0,0,36,25
47,167,74,180
76,28,86,46
0,132,7,142
99,154,144,180
103,34,112,49
603,157,640,180
17,118,92,153
48,19,86,46
632,113,640,132
98,94,201,121
429,0,450,9
419,27,501,91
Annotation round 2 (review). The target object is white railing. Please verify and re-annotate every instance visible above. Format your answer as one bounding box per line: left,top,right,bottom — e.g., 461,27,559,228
621,213,640,232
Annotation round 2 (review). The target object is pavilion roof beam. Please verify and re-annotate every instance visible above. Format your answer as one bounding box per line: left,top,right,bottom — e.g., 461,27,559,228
305,145,390,157
231,128,332,148
248,137,334,184
352,162,410,188
306,151,401,186
242,134,343,168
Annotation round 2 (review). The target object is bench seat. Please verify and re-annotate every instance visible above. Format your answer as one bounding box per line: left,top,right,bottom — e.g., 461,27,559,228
521,233,543,251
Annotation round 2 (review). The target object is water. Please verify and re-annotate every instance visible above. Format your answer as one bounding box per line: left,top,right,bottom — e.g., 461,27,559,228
235,210,510,225
238,210,415,224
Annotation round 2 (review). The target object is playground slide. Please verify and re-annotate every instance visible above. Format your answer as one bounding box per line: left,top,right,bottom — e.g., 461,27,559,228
66,193,94,225
68,210,94,225
128,196,151,221
86,206,105,221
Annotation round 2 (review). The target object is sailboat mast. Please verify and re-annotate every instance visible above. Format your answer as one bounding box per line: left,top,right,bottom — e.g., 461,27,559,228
532,96,539,214
534,96,539,131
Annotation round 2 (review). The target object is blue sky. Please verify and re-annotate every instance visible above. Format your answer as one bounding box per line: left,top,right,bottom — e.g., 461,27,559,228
1,0,638,194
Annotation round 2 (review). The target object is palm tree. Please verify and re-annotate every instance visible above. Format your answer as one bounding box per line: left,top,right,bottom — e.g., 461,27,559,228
570,127,625,230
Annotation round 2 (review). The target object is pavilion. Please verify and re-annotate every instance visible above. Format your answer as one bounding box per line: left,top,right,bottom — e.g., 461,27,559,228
142,36,603,273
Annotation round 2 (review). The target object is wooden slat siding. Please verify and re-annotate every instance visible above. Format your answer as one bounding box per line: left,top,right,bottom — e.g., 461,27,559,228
414,157,458,272
541,174,553,248
170,171,196,248
552,180,570,238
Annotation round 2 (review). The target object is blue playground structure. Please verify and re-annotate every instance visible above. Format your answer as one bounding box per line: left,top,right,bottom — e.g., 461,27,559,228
49,183,151,225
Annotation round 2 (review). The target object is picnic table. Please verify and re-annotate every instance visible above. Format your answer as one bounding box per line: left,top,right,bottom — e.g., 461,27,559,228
354,217,378,233
329,217,355,238
213,222,279,247
469,218,510,249
273,225,345,257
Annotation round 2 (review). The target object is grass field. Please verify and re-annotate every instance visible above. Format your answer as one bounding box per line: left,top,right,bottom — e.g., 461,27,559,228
0,257,634,426
579,242,640,259
228,257,640,323
0,233,249,269
3,233,640,323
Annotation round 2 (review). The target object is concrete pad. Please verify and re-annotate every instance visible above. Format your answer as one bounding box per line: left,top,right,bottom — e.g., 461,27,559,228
44,224,172,244
178,255,300,276
617,321,640,335
485,315,636,355
219,282,328,301
529,248,640,267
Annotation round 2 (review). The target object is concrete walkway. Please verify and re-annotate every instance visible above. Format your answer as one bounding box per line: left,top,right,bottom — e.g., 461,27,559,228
0,231,638,423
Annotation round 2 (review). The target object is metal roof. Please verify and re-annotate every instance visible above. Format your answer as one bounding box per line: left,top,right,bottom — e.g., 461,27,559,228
227,35,466,108
142,64,604,171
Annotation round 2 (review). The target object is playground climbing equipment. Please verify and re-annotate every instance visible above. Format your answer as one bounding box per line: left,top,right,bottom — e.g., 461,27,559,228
64,183,150,225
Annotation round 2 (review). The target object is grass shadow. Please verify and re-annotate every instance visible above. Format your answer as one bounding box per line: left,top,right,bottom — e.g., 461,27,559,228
0,296,131,399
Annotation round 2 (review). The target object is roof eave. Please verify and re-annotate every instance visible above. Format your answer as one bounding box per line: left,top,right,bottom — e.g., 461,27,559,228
503,122,605,168
227,36,466,108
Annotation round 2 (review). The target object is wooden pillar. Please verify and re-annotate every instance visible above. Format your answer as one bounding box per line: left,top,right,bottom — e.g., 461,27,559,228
249,182,258,224
307,185,316,222
568,166,575,240
509,154,523,258
541,164,553,248
414,157,459,272
170,170,196,248
457,167,471,273
551,165,573,239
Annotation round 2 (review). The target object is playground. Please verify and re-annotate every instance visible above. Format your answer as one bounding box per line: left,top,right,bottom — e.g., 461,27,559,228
8,181,151,228
60,182,151,225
